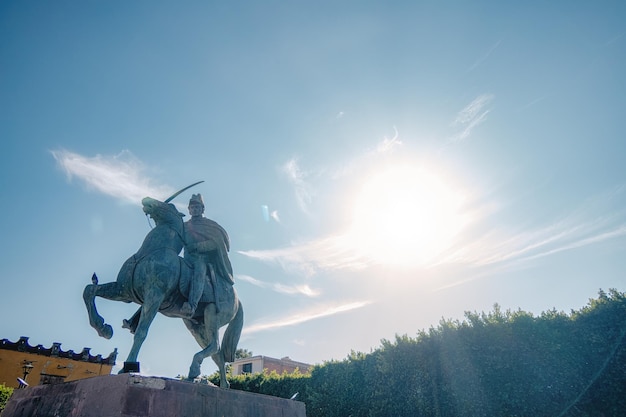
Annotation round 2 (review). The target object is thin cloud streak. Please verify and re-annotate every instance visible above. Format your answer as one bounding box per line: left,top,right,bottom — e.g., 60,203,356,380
237,274,320,297
239,234,372,277
605,31,625,46
518,224,626,263
438,198,626,270
51,149,172,205
331,126,403,180
519,96,547,112
243,301,372,335
455,95,493,125
434,223,626,292
467,40,502,72
376,125,402,153
451,94,494,142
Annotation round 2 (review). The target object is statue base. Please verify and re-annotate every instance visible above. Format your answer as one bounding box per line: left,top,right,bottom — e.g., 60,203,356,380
3,373,306,417
122,361,140,373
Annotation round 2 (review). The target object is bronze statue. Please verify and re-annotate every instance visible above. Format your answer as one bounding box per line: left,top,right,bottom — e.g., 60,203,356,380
83,185,243,387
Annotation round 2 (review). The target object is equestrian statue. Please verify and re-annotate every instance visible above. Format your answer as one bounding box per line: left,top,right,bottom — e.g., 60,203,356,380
83,182,243,388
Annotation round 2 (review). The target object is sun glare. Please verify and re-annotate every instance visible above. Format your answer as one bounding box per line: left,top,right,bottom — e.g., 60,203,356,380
347,164,467,267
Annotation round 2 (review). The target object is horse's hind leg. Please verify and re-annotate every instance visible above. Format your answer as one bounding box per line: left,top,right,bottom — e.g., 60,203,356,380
211,300,243,388
187,303,219,381
83,282,127,339
211,349,229,389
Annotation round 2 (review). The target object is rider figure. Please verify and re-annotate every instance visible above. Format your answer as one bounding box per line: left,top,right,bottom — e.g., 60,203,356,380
181,193,234,318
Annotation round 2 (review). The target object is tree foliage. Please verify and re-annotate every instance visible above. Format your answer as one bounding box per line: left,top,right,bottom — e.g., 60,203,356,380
235,348,253,359
223,289,626,417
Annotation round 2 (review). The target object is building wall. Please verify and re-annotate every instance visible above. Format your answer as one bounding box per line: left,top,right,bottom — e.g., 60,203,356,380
232,355,311,376
262,356,311,375
0,337,116,389
234,356,265,375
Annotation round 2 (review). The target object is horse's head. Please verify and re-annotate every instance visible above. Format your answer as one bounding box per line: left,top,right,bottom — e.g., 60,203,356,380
142,197,185,226
138,197,185,254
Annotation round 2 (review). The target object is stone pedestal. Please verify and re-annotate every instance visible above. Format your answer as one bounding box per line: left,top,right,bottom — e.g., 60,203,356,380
2,373,306,417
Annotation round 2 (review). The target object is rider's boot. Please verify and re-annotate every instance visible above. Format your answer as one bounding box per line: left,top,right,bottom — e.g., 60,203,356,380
122,308,141,334
182,261,204,319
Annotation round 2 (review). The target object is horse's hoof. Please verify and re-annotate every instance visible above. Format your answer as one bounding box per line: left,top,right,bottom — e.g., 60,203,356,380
98,324,113,339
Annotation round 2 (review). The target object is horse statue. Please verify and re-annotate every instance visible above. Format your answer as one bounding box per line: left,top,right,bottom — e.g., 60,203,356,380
82,190,243,388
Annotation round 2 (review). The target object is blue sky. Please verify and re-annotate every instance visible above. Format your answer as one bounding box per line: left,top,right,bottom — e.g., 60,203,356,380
1,2,625,378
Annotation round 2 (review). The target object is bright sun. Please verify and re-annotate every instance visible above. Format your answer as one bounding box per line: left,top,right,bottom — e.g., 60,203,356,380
347,164,467,267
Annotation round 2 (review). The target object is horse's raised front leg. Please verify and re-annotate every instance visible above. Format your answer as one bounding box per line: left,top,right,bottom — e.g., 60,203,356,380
123,293,164,366
83,281,128,339
187,303,219,381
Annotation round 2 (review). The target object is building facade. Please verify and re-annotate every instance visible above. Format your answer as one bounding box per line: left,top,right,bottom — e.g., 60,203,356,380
231,355,311,376
0,336,117,388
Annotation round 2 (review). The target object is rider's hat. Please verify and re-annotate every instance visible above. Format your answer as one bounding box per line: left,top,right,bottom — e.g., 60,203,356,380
189,193,204,207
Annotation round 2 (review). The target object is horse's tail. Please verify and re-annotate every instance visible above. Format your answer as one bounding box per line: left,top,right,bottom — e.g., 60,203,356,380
221,299,244,362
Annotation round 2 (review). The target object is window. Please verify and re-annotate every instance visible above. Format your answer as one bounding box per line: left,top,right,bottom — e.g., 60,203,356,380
241,363,252,374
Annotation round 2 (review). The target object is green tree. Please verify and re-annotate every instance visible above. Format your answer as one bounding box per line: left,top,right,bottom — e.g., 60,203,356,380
197,289,626,417
235,348,253,359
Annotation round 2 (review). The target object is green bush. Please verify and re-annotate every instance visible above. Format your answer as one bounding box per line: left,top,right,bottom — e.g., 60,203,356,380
206,368,310,400
0,384,14,413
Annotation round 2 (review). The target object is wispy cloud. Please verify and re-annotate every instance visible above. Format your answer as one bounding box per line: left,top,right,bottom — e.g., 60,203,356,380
450,94,494,142
519,96,547,112
519,224,626,263
375,125,402,153
239,234,372,277
433,221,626,292
282,158,313,214
467,40,502,72
243,301,372,334
605,31,625,46
51,149,173,205
436,188,626,270
331,126,403,180
237,274,320,297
